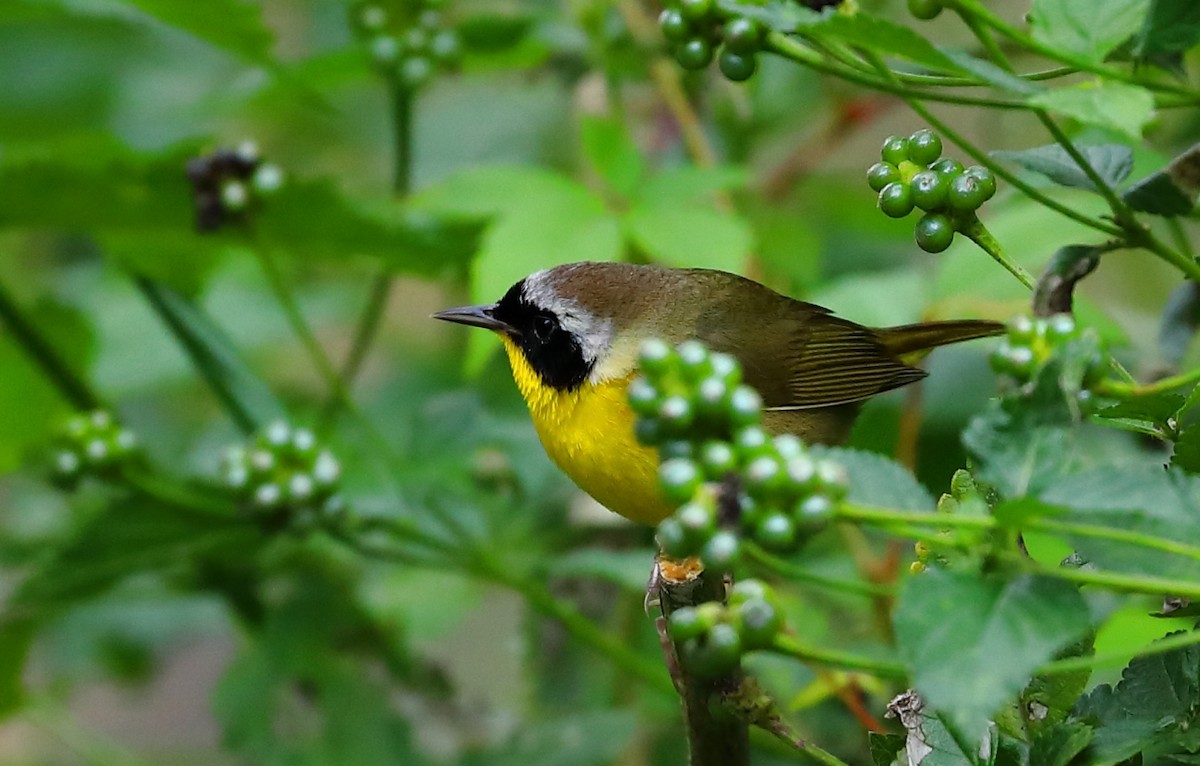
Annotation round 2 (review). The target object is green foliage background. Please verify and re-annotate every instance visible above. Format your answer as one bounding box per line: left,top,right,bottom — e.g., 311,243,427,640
1,0,1199,764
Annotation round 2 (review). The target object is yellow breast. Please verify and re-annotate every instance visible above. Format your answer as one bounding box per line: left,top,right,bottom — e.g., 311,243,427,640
500,337,673,525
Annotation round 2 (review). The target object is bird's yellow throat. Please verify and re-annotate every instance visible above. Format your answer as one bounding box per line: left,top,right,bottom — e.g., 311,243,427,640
499,336,673,524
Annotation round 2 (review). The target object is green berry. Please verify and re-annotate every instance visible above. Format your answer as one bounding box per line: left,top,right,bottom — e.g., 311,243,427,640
910,170,948,212
733,426,771,458
867,162,901,192
639,339,675,378
679,0,714,22
796,494,835,530
696,376,731,422
756,511,797,550
660,9,692,43
659,395,695,432
702,531,741,571
699,440,738,478
728,385,762,428
402,27,430,54
1008,315,1036,343
687,622,742,679
930,158,964,180
1045,313,1076,341
963,165,996,200
723,17,763,54
676,38,714,70
878,182,915,218
814,460,849,499
772,434,805,460
709,352,742,386
737,599,782,649
429,30,462,66
399,56,434,88
370,34,400,64
628,377,661,417
784,454,816,491
660,439,695,461
668,605,714,642
730,578,771,604
744,454,785,497
251,164,284,194
657,517,691,558
221,181,249,211
718,49,756,81
678,500,717,544
880,135,910,166
660,458,703,504
907,0,944,19
908,129,943,164
915,212,955,253
946,173,988,213
359,5,387,31
677,340,713,381
418,9,442,29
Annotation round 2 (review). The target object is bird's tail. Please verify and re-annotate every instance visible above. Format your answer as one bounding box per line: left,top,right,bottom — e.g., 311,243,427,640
878,320,1005,362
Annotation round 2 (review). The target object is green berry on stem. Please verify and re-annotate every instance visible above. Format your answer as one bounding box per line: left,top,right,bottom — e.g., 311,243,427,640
370,34,400,64
723,17,763,54
796,493,835,530
657,517,691,558
660,439,695,461
784,453,817,491
878,182,915,218
709,352,741,386
677,500,717,544
907,0,944,19
737,599,782,649
628,377,661,416
946,173,988,213
668,606,711,642
730,579,771,604
930,158,964,180
660,9,692,42
679,0,714,22
659,395,695,432
915,212,955,253
399,56,434,88
418,9,441,29
907,129,943,164
221,181,249,211
744,454,785,497
718,49,757,81
880,135,910,166
639,339,675,378
756,511,797,550
772,434,805,460
814,460,849,499
867,162,901,192
910,170,948,212
699,440,738,478
677,340,712,380
430,30,462,66
1008,315,1036,343
693,622,743,678
728,385,762,428
1045,313,1076,341
359,5,387,31
677,38,714,70
702,531,741,571
696,377,730,421
733,425,771,458
660,458,704,504
963,165,997,200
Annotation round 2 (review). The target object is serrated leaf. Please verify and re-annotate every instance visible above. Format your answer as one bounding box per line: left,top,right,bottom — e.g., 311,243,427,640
1031,0,1152,63
1029,81,1155,142
137,278,287,432
894,570,1091,738
991,144,1133,192
869,731,906,766
580,116,643,200
1029,721,1094,766
1093,394,1184,431
811,447,935,511
963,409,1077,498
1039,466,1200,579
1136,0,1200,56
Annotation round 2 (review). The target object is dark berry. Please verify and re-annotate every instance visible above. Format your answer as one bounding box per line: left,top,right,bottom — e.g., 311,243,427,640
910,170,948,212
880,135,910,166
867,162,901,192
908,129,943,164
915,212,955,253
660,9,692,43
676,38,714,70
723,17,763,54
718,50,757,81
878,182,915,218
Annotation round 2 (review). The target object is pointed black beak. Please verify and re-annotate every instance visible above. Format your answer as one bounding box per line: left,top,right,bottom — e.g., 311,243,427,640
432,304,515,333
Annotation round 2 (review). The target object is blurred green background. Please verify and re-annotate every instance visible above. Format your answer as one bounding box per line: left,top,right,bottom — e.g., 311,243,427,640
0,0,1196,764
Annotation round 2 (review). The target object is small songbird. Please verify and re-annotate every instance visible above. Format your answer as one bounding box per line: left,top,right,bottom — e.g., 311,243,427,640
434,262,1002,525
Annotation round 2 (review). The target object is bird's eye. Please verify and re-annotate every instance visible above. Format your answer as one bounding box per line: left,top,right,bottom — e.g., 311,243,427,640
532,314,557,341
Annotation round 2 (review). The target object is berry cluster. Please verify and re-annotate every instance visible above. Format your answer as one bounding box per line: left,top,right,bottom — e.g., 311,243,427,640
353,1,461,90
658,0,766,82
51,410,138,488
630,340,848,567
989,314,1104,386
667,579,784,679
221,420,344,525
186,142,284,233
909,469,979,574
866,129,997,253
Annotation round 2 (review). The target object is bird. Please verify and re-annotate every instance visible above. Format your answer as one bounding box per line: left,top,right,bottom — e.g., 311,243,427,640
433,261,1003,525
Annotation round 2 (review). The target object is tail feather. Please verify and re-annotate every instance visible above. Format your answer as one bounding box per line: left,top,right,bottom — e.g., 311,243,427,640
878,320,1005,359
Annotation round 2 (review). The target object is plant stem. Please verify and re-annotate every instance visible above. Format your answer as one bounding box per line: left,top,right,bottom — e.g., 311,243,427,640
0,278,101,411
1034,564,1200,601
771,634,907,678
1097,366,1200,398
958,216,1035,288
1039,628,1200,676
743,543,893,597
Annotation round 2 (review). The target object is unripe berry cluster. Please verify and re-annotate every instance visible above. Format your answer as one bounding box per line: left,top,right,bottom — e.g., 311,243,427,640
51,410,138,488
352,1,461,90
666,579,784,678
867,129,997,253
186,141,284,233
989,314,1104,387
221,420,344,524
630,339,849,566
658,0,766,82
909,469,976,574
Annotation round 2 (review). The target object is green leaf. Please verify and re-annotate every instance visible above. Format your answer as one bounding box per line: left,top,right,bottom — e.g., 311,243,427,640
1160,283,1200,364
1123,142,1200,216
894,570,1091,737
115,0,274,63
1030,0,1152,62
1039,466,1200,579
1092,393,1184,436
1028,81,1155,142
800,10,967,74
1135,0,1200,56
580,116,643,200
1173,426,1200,473
869,731,906,766
624,203,752,272
991,144,1134,192
136,278,287,433
547,548,655,593
1028,720,1094,766
466,710,637,766
811,447,935,511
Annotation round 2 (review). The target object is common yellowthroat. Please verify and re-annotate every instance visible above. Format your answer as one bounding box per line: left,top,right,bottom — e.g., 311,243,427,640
434,262,1002,525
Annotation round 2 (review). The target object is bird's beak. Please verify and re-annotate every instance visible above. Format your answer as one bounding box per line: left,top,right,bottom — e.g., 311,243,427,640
432,304,515,334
